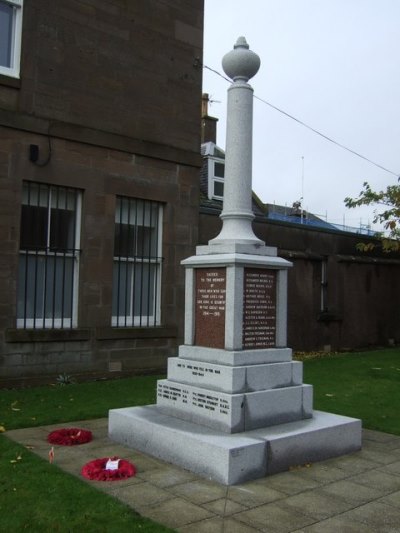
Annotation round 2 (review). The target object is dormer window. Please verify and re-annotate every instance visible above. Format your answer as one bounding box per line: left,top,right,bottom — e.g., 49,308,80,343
208,157,225,200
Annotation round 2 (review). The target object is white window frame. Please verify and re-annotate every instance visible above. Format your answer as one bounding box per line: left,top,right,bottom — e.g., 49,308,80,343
17,183,81,329
112,198,163,327
0,0,23,78
207,157,225,201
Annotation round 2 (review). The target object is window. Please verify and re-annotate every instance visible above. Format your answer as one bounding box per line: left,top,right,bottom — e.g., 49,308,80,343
207,157,225,200
0,0,23,78
17,182,81,329
112,197,162,327
321,257,328,312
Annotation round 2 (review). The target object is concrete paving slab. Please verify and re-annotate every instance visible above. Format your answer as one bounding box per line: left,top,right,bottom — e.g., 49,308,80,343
227,483,286,507
294,462,351,484
178,517,259,532
4,426,49,440
169,479,228,504
252,471,320,495
349,469,400,494
337,501,400,532
6,419,400,532
137,465,198,488
378,489,400,509
356,446,400,465
323,453,381,474
379,460,400,475
320,479,384,506
55,457,97,478
136,497,214,529
233,501,316,532
277,490,357,521
93,474,145,493
201,497,248,516
299,515,377,532
35,444,89,465
111,481,175,507
81,442,141,460
362,428,400,445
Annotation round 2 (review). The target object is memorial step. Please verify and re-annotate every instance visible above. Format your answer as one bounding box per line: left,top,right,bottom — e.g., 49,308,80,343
178,345,293,366
109,406,362,485
156,379,313,433
168,357,303,394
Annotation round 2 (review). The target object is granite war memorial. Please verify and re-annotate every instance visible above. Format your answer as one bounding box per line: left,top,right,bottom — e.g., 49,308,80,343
109,37,362,485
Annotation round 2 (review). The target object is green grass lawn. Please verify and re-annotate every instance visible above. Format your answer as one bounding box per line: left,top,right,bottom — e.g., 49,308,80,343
1,348,399,531
0,375,170,533
302,348,400,435
0,437,171,532
0,374,160,431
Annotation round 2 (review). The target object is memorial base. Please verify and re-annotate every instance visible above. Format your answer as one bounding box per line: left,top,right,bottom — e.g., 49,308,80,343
108,406,361,485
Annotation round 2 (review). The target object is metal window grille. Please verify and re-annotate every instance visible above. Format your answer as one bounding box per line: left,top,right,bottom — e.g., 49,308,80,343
17,181,81,329
112,197,163,327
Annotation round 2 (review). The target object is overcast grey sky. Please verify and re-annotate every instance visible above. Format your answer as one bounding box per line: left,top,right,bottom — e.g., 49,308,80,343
203,0,400,232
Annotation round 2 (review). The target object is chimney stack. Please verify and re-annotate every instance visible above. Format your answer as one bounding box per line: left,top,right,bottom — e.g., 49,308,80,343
201,93,218,144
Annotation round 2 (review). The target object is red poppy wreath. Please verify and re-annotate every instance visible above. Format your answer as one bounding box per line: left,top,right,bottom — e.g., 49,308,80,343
47,428,92,446
81,457,136,481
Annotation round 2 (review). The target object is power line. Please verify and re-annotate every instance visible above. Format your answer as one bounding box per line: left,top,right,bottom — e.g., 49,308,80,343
253,94,399,178
202,62,400,179
203,63,231,84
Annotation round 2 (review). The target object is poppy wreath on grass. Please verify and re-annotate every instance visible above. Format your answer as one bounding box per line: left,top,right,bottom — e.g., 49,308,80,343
81,456,136,481
47,428,93,446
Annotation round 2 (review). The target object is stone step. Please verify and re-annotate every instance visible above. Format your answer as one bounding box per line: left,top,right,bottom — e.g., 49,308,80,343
168,357,303,394
156,379,313,433
109,406,362,485
179,345,293,366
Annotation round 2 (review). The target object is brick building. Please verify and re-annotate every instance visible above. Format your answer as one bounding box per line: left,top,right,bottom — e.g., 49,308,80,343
0,0,204,386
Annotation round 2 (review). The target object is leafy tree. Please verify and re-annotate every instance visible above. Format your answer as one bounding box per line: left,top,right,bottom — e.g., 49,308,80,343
344,180,400,252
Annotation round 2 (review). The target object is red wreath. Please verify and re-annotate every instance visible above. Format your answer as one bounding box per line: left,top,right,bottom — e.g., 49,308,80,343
47,428,93,446
81,456,136,481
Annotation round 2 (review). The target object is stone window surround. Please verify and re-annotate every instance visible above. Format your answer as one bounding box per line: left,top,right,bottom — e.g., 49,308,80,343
0,0,23,79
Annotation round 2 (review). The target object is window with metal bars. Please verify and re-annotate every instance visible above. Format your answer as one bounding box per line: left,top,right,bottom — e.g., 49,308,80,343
17,181,81,329
112,197,162,327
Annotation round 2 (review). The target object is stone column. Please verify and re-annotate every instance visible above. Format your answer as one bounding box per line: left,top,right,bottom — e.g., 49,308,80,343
210,36,263,246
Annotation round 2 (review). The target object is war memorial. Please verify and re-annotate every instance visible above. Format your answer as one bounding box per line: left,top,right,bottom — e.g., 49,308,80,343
109,37,362,485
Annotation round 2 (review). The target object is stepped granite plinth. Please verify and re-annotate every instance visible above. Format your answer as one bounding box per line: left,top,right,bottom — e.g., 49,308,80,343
109,407,361,485
109,336,361,483
109,37,361,485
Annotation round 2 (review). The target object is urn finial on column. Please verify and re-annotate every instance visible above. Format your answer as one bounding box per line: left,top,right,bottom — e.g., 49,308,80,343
222,36,261,82
209,37,264,248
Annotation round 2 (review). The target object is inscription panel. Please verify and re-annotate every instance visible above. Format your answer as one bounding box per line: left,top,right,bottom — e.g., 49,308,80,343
156,381,235,417
243,268,277,349
168,358,246,394
156,379,245,432
195,268,226,349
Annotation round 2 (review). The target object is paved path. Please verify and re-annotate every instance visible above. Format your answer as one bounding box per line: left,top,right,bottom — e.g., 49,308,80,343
6,419,400,532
